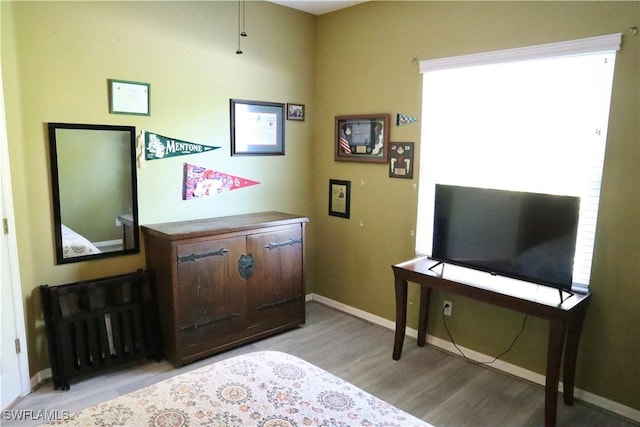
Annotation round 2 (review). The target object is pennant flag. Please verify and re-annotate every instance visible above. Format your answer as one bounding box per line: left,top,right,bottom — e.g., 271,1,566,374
396,113,418,126
182,163,260,200
144,131,220,161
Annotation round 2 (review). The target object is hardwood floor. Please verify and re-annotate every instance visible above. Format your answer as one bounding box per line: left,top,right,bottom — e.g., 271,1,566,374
4,301,637,426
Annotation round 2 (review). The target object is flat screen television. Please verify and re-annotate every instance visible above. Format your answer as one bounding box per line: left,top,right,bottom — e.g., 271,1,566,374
431,184,580,292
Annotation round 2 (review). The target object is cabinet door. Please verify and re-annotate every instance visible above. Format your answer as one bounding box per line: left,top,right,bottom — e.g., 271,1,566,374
246,226,304,330
176,236,246,351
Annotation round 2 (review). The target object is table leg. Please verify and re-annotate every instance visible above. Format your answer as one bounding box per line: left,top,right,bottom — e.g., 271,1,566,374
562,307,587,405
418,286,432,347
545,319,567,427
393,277,408,360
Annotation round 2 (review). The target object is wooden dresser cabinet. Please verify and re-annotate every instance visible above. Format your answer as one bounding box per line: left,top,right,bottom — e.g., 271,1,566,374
141,211,308,365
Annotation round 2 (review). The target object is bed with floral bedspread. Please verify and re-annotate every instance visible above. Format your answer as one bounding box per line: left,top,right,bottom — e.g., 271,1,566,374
60,224,101,258
49,350,431,426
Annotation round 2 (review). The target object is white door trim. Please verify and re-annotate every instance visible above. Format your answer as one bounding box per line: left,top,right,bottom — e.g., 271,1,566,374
0,62,31,408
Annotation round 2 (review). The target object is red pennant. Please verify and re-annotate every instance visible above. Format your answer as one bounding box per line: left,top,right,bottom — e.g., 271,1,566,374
182,163,260,200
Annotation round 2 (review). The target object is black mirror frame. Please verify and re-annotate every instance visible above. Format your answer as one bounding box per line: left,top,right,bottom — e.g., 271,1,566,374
48,122,140,264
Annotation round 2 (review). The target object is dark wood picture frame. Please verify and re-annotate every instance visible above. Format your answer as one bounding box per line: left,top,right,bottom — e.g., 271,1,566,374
286,103,305,121
335,114,390,163
389,142,415,179
328,179,351,218
230,99,285,156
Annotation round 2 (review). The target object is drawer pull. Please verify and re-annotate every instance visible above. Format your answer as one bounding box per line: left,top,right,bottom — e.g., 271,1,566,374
264,238,302,250
181,313,239,332
257,294,303,310
177,248,229,263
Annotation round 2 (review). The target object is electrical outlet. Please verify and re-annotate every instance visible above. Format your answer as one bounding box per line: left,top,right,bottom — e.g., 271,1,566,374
443,300,452,316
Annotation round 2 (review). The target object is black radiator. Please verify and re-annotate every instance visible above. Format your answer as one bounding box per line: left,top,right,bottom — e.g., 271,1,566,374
40,270,161,390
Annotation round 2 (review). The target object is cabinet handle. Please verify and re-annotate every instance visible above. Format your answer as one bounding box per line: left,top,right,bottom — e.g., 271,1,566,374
180,313,239,332
264,238,302,250
257,294,303,310
177,248,229,263
238,254,255,279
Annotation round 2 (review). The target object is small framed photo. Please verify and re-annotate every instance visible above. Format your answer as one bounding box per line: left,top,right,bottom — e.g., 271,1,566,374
287,103,305,121
389,142,415,179
230,99,285,156
335,114,390,163
328,179,351,218
109,79,150,116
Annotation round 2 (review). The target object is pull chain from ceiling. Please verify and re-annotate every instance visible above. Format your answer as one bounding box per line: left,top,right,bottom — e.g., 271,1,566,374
236,1,247,54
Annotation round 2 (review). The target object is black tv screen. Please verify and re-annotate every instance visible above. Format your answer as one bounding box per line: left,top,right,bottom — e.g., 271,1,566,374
432,185,580,291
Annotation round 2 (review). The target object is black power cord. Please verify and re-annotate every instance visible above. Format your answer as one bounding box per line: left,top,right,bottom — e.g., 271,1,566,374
441,304,528,366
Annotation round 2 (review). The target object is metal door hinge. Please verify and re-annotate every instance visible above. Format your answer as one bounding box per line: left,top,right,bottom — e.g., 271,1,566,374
3,218,8,235
15,338,21,354
264,238,302,250
177,248,229,263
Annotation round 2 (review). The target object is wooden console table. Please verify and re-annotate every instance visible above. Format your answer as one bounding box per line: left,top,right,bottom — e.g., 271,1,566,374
392,257,591,427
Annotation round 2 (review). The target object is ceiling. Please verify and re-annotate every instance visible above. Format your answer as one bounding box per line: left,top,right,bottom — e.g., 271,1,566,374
267,1,367,16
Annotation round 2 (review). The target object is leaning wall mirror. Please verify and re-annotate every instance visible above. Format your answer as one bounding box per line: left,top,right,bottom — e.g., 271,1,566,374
48,123,139,264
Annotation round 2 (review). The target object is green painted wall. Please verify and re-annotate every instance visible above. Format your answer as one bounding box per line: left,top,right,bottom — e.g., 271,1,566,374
2,1,316,377
313,1,639,411
2,0,638,414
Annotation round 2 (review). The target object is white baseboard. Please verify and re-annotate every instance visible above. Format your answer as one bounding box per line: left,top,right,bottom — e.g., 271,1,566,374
308,293,640,424
30,368,51,390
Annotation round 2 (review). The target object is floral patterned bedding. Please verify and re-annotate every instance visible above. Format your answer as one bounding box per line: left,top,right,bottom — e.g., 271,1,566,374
61,224,101,258
50,350,431,426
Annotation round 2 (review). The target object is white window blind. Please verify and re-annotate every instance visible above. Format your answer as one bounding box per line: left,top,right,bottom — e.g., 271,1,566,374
415,34,620,291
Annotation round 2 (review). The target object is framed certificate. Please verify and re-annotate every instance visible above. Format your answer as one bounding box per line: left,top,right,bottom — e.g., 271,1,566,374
230,99,285,156
335,114,390,163
109,79,150,116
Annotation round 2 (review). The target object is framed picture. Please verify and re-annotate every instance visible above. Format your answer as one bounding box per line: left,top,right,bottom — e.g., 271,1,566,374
389,142,415,179
230,99,285,155
287,103,305,121
328,179,351,218
335,114,390,163
109,79,150,116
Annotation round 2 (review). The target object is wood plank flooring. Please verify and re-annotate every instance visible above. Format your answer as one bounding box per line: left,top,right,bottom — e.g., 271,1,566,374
4,302,637,426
